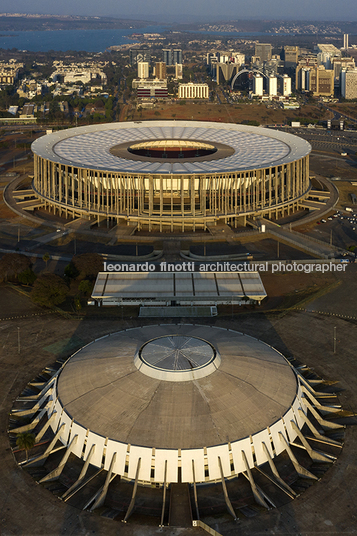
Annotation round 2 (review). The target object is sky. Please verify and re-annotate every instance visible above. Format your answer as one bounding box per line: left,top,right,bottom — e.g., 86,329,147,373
1,0,357,23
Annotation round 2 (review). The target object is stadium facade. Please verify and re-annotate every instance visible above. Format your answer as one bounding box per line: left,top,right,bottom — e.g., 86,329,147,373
31,121,311,231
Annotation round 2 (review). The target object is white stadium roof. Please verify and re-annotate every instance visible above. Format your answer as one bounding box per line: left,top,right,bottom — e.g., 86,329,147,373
32,120,311,175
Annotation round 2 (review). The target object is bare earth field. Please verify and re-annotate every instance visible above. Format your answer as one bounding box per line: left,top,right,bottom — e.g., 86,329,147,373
130,103,332,126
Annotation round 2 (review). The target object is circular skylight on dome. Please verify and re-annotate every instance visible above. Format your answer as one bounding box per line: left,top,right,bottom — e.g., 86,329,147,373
135,334,220,381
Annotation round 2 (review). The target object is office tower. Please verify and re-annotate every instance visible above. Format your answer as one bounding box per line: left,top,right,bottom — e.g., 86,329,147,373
129,49,150,65
253,74,263,96
343,34,349,50
175,63,183,79
173,49,183,65
155,62,167,80
280,74,292,96
162,49,172,66
268,76,277,96
255,43,272,63
137,62,149,79
284,46,299,67
340,68,357,99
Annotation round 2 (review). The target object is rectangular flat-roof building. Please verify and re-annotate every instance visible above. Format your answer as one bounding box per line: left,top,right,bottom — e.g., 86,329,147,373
92,271,267,307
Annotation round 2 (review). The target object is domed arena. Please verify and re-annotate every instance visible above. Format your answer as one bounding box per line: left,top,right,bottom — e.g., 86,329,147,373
10,323,344,524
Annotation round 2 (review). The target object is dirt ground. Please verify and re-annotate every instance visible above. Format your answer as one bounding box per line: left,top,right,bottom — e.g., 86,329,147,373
131,102,332,126
0,271,356,536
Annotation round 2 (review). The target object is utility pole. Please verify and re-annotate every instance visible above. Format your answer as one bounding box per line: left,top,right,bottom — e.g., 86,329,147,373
17,327,20,354
277,240,280,258
333,326,337,354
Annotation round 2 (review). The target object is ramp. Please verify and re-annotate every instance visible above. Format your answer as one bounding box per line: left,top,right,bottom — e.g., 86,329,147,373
169,483,192,527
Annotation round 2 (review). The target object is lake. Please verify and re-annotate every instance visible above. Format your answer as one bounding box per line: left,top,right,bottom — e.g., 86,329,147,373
0,26,166,53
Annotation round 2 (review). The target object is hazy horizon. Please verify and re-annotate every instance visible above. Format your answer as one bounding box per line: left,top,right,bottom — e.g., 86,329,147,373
1,0,357,24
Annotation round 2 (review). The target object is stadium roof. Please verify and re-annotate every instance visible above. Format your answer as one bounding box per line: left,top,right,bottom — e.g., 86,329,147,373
32,120,311,175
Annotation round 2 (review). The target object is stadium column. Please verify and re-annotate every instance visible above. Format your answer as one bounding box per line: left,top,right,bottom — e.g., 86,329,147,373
149,176,153,232
281,164,287,217
160,175,163,233
65,165,69,218
181,177,185,233
58,165,63,215
191,176,195,232
171,175,174,232
268,167,272,219
78,168,82,211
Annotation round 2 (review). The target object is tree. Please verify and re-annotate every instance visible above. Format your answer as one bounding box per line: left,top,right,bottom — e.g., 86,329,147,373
64,262,79,281
42,252,50,270
0,253,31,283
16,432,36,462
17,268,37,286
72,253,103,280
31,273,68,308
78,279,93,296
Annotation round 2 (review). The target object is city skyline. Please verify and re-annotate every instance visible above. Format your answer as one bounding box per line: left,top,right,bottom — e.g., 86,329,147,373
1,0,357,23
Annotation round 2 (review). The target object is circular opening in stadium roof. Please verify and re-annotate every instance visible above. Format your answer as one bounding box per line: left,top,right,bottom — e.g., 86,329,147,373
135,334,220,381
127,139,217,159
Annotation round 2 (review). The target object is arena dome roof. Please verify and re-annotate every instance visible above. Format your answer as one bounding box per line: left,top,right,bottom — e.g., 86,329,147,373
57,324,297,451
32,120,311,175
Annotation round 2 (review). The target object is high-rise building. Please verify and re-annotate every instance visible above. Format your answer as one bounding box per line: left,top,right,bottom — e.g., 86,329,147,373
253,74,263,96
173,49,183,65
333,57,355,81
129,49,150,65
343,34,349,50
137,62,149,79
162,49,172,66
155,62,167,80
268,76,277,96
309,66,334,96
340,68,357,99
216,63,239,85
284,46,299,67
280,74,292,96
175,63,183,79
255,43,272,63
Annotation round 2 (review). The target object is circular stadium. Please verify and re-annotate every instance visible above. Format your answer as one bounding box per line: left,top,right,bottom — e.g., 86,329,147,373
31,121,312,231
